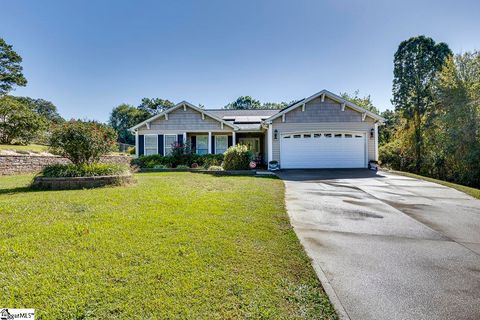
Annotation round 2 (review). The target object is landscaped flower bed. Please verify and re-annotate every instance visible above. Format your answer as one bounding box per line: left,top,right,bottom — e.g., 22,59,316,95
32,163,133,190
31,120,134,190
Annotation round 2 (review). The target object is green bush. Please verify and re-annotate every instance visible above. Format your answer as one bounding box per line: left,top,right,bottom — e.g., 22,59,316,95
176,165,190,169
132,153,223,168
208,165,223,171
49,120,117,165
222,145,253,170
40,163,130,177
127,146,135,155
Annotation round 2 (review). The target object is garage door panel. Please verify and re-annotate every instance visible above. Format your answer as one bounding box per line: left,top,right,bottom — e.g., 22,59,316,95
280,133,366,169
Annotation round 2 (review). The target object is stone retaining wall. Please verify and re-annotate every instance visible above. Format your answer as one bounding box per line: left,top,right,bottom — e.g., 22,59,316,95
0,155,132,175
32,174,135,190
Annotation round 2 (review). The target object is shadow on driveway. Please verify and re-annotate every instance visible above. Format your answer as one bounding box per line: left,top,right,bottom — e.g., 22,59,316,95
277,169,386,181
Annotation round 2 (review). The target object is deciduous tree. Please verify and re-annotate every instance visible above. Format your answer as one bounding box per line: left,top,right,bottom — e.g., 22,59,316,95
392,35,452,171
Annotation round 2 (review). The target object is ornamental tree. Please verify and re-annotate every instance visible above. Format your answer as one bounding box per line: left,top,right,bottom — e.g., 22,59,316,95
49,120,118,165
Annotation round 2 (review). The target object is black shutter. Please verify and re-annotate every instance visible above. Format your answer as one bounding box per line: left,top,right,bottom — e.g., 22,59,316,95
138,135,144,156
158,135,164,156
227,135,233,148
191,136,196,153
177,134,184,145
211,135,215,154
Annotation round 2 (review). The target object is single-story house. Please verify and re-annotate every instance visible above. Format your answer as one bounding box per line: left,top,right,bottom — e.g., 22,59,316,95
129,89,384,169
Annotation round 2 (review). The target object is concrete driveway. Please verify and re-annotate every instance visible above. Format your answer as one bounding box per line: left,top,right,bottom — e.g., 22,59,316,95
278,169,480,320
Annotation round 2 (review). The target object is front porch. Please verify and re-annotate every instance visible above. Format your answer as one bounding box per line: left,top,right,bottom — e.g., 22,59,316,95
185,131,266,163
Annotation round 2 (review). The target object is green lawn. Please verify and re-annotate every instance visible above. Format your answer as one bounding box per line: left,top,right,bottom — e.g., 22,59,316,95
0,173,336,319
392,171,480,200
0,144,49,153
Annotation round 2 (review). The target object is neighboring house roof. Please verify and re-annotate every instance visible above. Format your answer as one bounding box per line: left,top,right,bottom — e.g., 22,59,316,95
129,101,239,131
265,89,385,123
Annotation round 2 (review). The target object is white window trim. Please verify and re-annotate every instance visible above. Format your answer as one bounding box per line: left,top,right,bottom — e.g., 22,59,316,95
144,134,158,156
214,135,228,154
164,134,177,155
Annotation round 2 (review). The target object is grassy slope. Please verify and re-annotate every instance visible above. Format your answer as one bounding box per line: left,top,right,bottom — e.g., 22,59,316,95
0,173,336,319
0,144,48,153
391,171,480,200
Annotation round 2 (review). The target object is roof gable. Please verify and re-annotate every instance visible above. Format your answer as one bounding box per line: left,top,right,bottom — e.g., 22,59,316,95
264,90,384,123
129,101,238,131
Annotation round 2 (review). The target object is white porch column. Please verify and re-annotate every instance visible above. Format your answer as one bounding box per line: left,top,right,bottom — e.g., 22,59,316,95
232,131,236,146
208,131,212,154
183,132,187,145
135,131,139,157
374,123,379,161
267,124,273,163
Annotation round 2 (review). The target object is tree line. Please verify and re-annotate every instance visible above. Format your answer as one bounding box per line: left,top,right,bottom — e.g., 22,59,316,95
380,36,480,187
0,38,63,145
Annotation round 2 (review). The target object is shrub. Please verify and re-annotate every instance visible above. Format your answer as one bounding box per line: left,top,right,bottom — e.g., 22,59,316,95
208,165,223,171
132,153,223,168
49,120,117,165
222,145,253,170
127,146,135,155
199,154,223,168
40,163,129,177
176,165,190,169
153,164,167,169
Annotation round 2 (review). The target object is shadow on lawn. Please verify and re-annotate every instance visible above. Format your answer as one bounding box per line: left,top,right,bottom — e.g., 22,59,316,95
0,185,41,195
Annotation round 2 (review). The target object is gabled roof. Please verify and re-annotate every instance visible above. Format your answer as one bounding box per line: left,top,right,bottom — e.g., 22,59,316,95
129,101,239,131
264,89,385,123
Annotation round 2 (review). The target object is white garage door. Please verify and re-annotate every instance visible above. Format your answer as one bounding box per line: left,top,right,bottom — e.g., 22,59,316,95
280,132,366,168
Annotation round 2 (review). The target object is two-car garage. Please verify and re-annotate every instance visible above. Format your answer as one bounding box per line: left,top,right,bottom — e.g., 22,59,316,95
279,132,367,169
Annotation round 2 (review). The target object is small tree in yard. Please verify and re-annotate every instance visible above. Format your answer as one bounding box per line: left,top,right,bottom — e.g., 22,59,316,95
49,120,117,165
223,145,253,170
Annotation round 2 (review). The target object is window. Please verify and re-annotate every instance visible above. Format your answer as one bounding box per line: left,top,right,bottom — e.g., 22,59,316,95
324,133,332,138
345,134,352,138
215,135,228,154
303,134,311,138
334,134,342,138
314,133,321,138
196,135,208,155
164,134,177,155
355,135,363,138
144,135,158,156
283,135,291,139
293,134,301,138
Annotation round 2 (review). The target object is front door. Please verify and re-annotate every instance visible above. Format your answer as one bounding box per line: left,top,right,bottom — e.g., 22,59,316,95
238,138,260,156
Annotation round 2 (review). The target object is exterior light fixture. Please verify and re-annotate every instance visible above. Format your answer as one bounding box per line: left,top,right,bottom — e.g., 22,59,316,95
370,128,374,138
274,129,278,140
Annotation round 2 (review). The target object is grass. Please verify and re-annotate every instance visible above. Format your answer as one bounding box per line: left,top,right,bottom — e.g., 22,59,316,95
0,173,336,319
391,170,480,200
0,144,49,153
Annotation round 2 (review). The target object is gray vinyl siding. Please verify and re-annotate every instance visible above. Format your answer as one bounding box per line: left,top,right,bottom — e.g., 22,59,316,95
138,107,233,134
272,97,377,163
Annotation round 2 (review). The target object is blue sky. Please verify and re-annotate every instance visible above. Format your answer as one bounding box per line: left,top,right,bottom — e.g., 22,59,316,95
2,0,479,122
